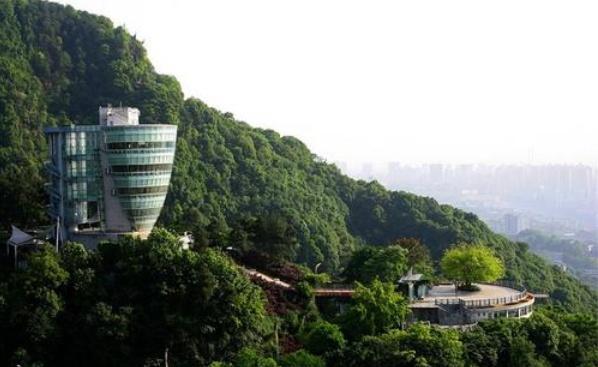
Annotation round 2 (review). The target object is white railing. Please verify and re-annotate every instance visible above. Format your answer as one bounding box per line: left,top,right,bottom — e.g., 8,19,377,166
434,291,528,307
434,281,528,308
459,292,528,308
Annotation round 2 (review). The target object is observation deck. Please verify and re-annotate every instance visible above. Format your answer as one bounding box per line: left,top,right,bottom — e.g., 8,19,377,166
410,282,535,325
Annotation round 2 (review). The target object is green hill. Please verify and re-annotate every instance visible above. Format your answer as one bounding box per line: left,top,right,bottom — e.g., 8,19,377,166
0,0,596,313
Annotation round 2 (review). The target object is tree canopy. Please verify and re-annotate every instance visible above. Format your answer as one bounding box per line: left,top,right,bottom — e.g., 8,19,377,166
301,320,346,356
342,245,408,284
441,243,505,289
335,323,464,367
340,279,410,340
394,238,434,278
0,230,272,366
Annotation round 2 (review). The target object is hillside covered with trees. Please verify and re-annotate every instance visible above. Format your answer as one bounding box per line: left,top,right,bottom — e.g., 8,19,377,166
1,233,597,367
0,0,596,316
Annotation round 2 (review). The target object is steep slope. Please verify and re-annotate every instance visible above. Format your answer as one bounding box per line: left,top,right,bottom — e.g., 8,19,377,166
164,99,598,312
0,0,596,312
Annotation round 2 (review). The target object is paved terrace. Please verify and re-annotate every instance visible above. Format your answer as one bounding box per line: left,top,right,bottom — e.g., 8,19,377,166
416,283,527,308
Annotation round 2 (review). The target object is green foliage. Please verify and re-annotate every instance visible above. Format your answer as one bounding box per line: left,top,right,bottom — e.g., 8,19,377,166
2,246,67,364
459,309,598,367
209,362,233,367
394,323,464,367
279,350,325,367
441,243,505,288
295,281,314,300
394,238,434,278
164,98,355,270
0,230,271,366
233,348,278,367
0,0,596,318
333,310,598,367
342,246,378,282
340,279,409,339
303,271,332,287
301,320,346,356
336,323,464,367
460,326,498,366
343,245,408,284
514,229,598,288
246,214,299,261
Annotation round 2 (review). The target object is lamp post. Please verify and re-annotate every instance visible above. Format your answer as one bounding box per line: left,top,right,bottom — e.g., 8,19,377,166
55,216,60,252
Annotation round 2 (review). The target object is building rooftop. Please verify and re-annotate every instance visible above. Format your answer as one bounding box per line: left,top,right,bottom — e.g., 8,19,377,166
410,282,535,325
412,282,528,309
99,106,140,126
399,267,423,282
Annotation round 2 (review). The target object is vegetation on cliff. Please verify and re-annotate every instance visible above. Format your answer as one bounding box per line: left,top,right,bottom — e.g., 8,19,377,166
0,0,596,326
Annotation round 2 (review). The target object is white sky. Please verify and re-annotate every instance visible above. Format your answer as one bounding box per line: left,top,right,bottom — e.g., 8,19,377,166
56,0,598,165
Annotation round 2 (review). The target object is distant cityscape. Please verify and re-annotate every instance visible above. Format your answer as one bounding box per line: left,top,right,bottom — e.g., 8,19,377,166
337,162,598,235
336,162,598,288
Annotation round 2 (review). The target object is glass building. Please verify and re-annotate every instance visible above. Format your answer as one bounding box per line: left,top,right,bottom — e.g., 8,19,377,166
45,107,177,247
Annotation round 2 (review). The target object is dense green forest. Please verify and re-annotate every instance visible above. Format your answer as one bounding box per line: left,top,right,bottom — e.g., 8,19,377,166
0,0,596,313
1,234,596,366
0,1,597,365
0,231,273,366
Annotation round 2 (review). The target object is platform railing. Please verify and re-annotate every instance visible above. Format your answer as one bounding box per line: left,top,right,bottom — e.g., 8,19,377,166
459,291,528,308
433,281,528,307
434,291,528,307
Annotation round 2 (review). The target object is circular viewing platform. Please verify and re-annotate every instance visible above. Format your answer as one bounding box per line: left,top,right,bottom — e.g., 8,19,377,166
410,282,535,326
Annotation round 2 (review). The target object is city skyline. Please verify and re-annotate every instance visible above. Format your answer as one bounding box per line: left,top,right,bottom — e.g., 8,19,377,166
342,161,598,233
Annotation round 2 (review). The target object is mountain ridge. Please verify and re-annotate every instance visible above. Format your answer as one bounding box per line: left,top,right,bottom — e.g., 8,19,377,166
0,0,596,313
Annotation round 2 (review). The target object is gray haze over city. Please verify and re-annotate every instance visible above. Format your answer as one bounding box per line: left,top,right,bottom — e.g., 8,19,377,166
341,162,596,233
338,162,598,288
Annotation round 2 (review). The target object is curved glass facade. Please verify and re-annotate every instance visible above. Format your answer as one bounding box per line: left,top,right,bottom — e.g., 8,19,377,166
45,107,178,245
104,125,177,232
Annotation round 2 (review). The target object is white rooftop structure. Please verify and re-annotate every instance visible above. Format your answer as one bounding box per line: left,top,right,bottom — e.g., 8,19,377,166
7,225,35,246
99,106,140,126
6,225,48,267
399,267,423,283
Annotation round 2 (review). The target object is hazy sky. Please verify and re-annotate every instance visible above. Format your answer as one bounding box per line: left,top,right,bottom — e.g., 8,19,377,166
56,0,598,165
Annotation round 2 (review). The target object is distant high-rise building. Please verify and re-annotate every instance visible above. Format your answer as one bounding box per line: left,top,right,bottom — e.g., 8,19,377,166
429,164,444,183
45,106,177,247
503,213,528,235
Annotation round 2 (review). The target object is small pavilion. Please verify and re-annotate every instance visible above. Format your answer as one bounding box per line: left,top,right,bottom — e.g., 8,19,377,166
399,267,426,301
6,225,49,267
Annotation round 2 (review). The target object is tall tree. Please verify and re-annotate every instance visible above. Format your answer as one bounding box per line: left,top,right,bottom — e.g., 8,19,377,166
343,246,408,284
394,238,434,277
341,279,409,339
440,244,505,290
